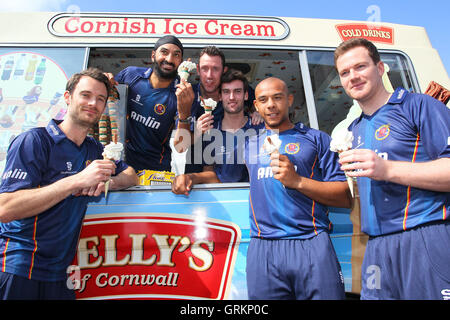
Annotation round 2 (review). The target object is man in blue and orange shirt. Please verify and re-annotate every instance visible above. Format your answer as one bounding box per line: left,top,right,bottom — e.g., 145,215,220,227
335,38,450,299
0,68,138,299
106,35,195,171
172,69,263,192
244,77,351,299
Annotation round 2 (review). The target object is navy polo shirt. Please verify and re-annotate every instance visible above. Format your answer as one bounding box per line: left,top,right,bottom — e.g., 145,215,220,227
0,119,128,281
116,66,179,171
244,123,346,239
203,115,264,182
348,88,450,236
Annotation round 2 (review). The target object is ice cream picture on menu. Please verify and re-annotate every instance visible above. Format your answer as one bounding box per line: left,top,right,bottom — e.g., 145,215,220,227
330,129,355,197
177,58,196,82
102,135,123,198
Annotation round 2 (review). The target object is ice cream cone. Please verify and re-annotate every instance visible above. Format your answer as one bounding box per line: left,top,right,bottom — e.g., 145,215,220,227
103,155,111,199
200,96,217,114
263,134,284,188
102,134,123,199
177,59,196,82
263,134,282,155
200,96,217,134
339,151,355,198
330,129,355,197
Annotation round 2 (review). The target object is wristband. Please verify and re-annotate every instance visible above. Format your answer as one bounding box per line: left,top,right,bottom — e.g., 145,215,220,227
178,116,192,124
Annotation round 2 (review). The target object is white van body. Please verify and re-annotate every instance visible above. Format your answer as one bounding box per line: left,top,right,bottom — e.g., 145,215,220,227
0,12,448,300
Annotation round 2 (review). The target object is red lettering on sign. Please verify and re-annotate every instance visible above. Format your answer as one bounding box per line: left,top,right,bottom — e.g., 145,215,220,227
70,213,241,300
205,19,219,35
52,14,288,39
64,17,79,33
185,22,197,35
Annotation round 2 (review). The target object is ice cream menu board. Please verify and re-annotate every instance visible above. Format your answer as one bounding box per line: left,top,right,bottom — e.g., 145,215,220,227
0,48,86,175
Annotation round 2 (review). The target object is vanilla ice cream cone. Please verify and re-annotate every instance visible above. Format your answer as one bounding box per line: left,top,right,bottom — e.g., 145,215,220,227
178,59,196,82
200,96,217,115
200,96,217,134
103,155,111,199
330,129,355,197
263,134,282,155
102,135,123,199
263,134,284,188
342,164,355,198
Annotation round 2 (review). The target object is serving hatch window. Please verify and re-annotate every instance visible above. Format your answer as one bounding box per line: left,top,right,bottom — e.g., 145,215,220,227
88,47,310,126
88,47,310,176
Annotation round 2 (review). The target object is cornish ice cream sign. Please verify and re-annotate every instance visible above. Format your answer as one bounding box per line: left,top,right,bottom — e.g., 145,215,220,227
48,13,290,40
69,212,241,300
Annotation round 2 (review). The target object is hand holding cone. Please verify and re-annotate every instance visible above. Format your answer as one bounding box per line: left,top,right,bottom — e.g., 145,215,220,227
200,96,217,134
200,96,217,115
263,134,282,155
102,134,124,198
330,129,355,197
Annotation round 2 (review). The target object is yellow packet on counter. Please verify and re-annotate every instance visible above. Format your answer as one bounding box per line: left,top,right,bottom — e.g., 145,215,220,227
137,170,175,185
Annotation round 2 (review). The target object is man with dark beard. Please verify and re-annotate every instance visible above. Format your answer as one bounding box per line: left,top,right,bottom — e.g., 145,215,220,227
106,35,194,171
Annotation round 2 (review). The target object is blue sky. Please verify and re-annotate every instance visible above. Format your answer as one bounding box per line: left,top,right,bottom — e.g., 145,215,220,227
1,0,449,77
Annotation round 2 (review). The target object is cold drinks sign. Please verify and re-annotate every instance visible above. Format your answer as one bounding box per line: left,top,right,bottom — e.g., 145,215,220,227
48,13,290,40
335,23,394,44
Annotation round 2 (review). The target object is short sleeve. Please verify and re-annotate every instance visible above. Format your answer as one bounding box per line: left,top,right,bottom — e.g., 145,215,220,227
407,94,450,159
114,67,128,84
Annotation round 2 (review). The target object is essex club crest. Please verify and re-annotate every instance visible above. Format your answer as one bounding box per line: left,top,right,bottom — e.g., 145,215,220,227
154,104,166,115
375,124,390,140
284,143,300,154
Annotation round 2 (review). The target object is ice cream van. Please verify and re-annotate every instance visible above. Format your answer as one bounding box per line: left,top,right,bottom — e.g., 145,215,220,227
0,11,448,300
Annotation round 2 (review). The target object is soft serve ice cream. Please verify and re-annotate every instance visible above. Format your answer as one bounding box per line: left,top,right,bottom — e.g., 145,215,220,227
200,97,217,115
102,141,123,161
330,129,354,153
177,59,196,81
263,134,282,154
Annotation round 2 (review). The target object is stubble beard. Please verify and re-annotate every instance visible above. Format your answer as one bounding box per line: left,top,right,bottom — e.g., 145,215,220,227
224,102,244,115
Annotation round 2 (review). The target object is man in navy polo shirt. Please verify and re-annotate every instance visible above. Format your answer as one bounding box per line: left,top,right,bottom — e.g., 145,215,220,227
184,45,226,174
106,35,194,172
0,68,138,300
185,46,262,174
335,38,450,299
172,69,263,194
244,77,351,299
